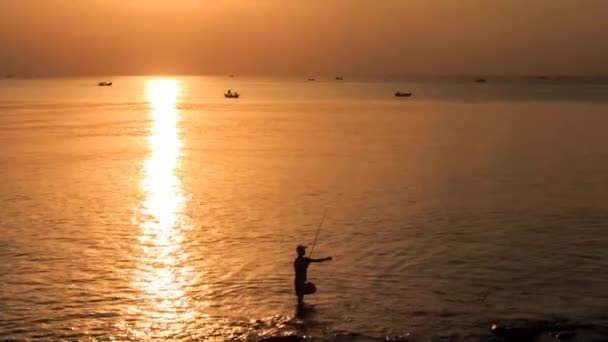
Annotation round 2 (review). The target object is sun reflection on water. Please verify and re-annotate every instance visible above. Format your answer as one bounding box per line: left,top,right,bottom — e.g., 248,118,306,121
127,80,197,339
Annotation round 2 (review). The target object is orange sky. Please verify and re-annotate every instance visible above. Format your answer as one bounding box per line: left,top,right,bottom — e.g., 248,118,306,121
1,0,607,76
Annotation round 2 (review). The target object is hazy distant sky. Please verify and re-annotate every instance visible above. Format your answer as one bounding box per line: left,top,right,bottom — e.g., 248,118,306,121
1,0,607,76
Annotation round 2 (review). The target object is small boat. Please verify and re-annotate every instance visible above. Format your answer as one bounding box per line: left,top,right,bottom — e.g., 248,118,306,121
225,92,239,98
536,75,549,80
98,81,112,86
394,91,412,97
307,78,316,82
475,78,486,83
335,76,343,80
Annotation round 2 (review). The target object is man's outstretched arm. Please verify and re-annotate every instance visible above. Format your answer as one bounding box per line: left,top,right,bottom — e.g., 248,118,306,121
310,256,332,262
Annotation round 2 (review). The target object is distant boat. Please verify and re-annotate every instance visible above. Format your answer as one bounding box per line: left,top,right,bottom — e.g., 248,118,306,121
307,78,316,82
394,91,412,97
98,81,112,86
536,75,549,80
5,74,13,79
475,78,486,83
335,76,343,80
225,91,239,98
229,74,235,78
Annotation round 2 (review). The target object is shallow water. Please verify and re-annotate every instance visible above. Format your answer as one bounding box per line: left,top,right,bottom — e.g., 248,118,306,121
1,76,608,341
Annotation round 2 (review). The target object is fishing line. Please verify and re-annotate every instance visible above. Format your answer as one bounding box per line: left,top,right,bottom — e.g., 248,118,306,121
309,208,328,258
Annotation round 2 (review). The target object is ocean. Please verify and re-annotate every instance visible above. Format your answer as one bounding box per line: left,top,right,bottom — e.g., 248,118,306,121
1,76,607,341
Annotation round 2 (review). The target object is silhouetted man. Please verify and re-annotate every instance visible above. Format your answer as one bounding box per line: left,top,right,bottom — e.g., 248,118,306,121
294,245,332,306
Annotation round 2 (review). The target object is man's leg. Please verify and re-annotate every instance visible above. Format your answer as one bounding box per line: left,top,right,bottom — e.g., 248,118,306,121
295,282,304,305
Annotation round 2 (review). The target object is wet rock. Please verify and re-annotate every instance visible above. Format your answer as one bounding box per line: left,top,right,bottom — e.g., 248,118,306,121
490,322,544,341
551,331,575,340
490,319,584,341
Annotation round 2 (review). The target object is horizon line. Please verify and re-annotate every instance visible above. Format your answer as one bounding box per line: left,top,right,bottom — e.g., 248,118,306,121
4,73,608,79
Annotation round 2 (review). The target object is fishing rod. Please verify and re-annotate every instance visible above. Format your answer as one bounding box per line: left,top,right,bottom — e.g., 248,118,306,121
309,208,328,258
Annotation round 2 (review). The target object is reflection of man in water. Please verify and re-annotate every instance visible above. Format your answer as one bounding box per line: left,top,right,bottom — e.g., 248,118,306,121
294,245,332,306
